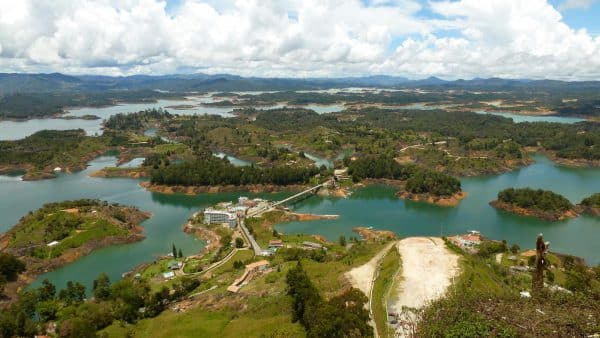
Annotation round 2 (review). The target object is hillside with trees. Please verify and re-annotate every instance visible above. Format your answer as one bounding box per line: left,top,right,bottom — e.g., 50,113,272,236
0,130,122,180
149,152,320,187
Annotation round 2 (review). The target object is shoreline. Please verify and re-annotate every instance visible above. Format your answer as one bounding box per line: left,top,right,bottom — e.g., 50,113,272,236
90,167,149,179
489,200,578,221
575,204,600,217
140,181,310,195
358,178,467,207
2,147,115,181
0,207,150,305
397,190,468,207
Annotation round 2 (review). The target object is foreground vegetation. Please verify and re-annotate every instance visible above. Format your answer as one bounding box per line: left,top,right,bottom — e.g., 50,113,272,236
418,239,600,337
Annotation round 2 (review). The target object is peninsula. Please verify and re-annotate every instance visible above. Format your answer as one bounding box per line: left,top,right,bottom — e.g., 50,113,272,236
0,199,150,302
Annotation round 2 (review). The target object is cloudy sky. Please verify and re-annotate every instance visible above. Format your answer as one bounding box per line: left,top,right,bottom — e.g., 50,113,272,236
0,0,599,79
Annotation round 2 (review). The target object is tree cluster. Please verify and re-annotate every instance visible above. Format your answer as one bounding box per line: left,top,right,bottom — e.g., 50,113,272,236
348,155,461,196
104,108,172,131
150,155,320,186
581,193,600,207
286,262,372,338
497,188,573,212
0,273,199,337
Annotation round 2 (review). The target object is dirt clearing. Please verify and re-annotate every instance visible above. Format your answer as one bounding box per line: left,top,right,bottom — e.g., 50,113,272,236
391,237,460,336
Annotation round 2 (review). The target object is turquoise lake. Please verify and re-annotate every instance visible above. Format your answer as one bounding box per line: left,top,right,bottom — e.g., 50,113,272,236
0,97,598,292
0,153,598,294
277,154,600,265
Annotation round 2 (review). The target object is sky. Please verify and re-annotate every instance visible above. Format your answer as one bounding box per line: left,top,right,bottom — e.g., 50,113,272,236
0,0,599,80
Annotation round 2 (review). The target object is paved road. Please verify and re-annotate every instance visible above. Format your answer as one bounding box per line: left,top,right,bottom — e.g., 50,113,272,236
239,218,262,255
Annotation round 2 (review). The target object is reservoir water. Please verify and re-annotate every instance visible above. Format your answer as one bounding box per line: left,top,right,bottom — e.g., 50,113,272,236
0,97,598,290
276,154,600,265
0,98,343,140
0,155,288,291
0,153,598,293
475,110,586,124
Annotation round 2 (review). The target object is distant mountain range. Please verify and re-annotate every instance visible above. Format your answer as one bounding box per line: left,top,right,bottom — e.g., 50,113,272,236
2,72,600,96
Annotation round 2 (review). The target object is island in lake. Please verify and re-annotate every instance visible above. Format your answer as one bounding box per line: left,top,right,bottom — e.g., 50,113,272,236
490,188,577,221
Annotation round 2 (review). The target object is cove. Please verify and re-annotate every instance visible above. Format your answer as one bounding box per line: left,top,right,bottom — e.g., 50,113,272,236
0,155,289,292
276,154,600,265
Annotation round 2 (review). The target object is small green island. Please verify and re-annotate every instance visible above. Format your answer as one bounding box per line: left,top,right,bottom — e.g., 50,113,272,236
490,188,577,221
577,193,600,216
0,199,150,301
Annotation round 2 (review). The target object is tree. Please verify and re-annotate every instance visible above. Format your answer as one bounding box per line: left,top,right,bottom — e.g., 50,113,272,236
338,235,346,247
235,237,244,248
92,273,111,301
0,253,26,282
286,262,321,326
178,248,183,258
58,317,97,338
38,278,56,301
510,244,520,254
308,288,372,338
59,281,86,305
172,243,177,258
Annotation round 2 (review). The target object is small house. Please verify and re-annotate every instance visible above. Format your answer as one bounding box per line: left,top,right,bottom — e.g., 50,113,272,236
268,239,284,248
246,260,270,273
168,260,183,270
162,271,175,280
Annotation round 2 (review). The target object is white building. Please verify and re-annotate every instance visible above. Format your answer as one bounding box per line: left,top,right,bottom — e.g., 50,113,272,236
204,208,237,228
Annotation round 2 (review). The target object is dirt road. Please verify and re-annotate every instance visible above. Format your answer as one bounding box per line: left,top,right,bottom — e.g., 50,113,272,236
346,241,396,297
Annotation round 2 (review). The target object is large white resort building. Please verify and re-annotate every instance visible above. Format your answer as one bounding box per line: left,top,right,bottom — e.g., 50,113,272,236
203,209,238,228
203,196,270,228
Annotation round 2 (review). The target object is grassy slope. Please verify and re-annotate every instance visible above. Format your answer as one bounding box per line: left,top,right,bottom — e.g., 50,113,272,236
100,239,389,338
5,201,141,259
372,246,401,338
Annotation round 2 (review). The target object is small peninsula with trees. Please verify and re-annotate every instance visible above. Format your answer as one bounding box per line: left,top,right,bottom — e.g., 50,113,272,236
0,199,150,302
348,155,465,206
490,188,577,221
577,193,600,216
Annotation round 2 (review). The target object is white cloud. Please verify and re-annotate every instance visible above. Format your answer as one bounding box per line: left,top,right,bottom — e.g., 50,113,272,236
382,0,600,79
0,0,598,79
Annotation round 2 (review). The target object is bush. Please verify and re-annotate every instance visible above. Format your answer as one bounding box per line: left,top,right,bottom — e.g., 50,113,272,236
477,241,507,258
